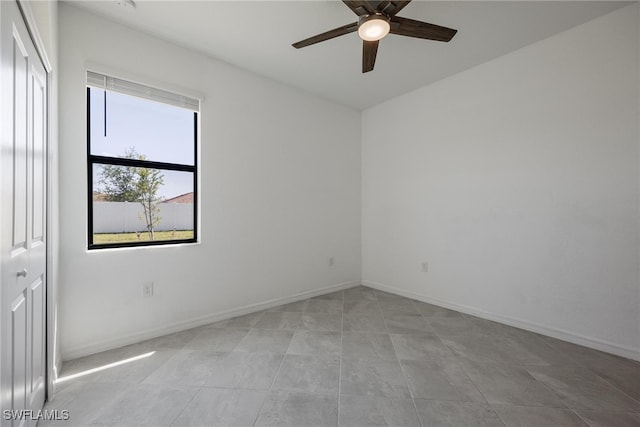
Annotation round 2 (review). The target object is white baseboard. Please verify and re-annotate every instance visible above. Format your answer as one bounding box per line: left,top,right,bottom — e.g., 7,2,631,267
62,280,361,361
362,280,640,362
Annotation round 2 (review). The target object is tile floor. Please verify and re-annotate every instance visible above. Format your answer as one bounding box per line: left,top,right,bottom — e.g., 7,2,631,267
43,286,640,426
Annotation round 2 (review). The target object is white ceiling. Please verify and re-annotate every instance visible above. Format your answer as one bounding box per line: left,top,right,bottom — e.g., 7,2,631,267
67,0,631,110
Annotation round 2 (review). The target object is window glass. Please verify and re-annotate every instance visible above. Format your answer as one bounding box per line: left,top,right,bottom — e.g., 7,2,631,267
89,87,195,165
87,79,198,249
92,165,195,244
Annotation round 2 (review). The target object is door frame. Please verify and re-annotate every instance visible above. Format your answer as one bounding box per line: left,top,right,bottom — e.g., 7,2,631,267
13,0,57,401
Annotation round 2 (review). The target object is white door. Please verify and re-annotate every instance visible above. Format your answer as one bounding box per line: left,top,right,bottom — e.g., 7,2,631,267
0,1,48,426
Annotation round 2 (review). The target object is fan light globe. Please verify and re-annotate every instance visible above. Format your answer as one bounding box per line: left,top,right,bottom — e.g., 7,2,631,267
358,16,391,41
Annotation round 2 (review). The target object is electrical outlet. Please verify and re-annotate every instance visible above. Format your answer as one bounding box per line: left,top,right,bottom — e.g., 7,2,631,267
329,257,334,267
421,262,428,273
143,281,154,297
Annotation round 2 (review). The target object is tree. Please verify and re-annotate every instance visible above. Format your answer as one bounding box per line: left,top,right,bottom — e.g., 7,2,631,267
98,151,138,202
136,165,164,240
98,147,165,239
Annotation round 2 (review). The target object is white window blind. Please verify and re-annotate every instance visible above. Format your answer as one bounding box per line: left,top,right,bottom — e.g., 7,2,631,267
87,71,199,112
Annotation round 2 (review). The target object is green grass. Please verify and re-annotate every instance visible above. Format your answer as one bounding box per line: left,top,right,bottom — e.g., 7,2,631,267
93,230,194,244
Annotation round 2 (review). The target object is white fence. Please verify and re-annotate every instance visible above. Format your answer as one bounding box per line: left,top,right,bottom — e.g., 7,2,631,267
93,202,193,233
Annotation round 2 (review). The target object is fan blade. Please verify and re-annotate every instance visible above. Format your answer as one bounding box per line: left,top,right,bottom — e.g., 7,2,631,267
292,22,358,48
390,16,457,42
343,0,375,16
376,0,411,16
362,40,379,73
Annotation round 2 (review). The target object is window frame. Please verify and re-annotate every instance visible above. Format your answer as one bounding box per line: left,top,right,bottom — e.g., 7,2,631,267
86,86,199,250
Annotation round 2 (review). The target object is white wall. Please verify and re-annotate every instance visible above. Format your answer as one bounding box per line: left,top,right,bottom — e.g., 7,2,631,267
58,4,361,359
362,4,640,359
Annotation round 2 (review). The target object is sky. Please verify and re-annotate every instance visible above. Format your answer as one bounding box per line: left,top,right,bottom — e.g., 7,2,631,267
89,87,195,199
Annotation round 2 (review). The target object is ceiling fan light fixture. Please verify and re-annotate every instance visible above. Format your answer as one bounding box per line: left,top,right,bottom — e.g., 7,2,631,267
291,0,457,73
358,14,391,41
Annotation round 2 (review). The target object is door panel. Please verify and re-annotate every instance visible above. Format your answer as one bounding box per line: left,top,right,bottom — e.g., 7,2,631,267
12,30,28,254
31,70,45,245
10,292,27,417
1,1,48,426
25,28,47,421
29,277,44,400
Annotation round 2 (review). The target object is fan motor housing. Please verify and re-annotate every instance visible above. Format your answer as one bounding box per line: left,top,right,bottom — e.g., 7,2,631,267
358,13,391,28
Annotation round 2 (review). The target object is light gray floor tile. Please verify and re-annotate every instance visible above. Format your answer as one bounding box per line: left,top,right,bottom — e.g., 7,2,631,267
344,300,381,314
544,337,640,369
88,350,179,385
342,332,397,361
287,330,341,357
390,333,454,360
378,299,420,315
413,302,463,318
414,399,505,427
441,333,509,363
344,286,378,300
574,410,640,427
184,327,249,351
498,328,576,366
255,391,338,427
305,299,343,314
203,352,284,389
253,311,303,329
234,329,294,353
212,312,265,328
172,388,266,427
59,348,177,385
312,290,344,300
135,329,202,351
441,333,549,366
338,395,420,427
48,285,640,427
527,365,640,413
272,354,340,394
401,358,485,402
493,403,588,427
268,299,309,312
343,313,387,333
60,343,160,378
544,338,640,371
341,359,410,398
343,292,377,302
90,384,198,426
299,312,342,331
590,365,640,402
42,381,129,427
459,360,564,407
462,313,513,334
141,350,222,387
429,316,483,337
384,314,433,334
373,290,405,300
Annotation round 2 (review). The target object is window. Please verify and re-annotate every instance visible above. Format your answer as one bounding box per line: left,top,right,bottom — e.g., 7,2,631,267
87,72,198,249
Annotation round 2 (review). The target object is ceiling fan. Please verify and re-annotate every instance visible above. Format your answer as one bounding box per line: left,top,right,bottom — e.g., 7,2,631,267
292,0,457,73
